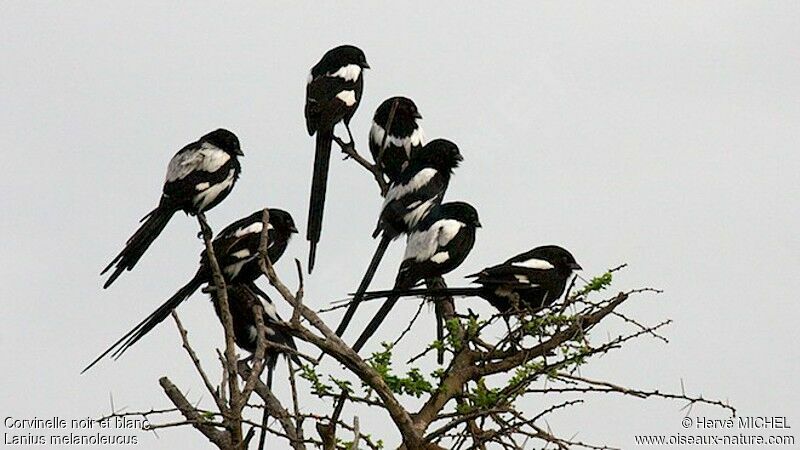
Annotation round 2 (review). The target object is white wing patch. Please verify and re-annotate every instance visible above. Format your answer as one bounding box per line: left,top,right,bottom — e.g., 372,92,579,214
437,220,465,247
512,258,555,270
328,64,362,82
383,168,437,205
234,222,264,238
431,252,449,264
403,219,465,262
408,127,426,147
514,274,530,283
259,297,280,323
403,228,437,262
231,249,250,259
223,258,249,279
402,198,435,229
195,182,210,191
336,90,357,106
193,168,236,211
166,142,231,182
370,122,426,156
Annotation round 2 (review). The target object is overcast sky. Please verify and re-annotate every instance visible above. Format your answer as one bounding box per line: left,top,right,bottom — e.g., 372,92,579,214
1,2,798,449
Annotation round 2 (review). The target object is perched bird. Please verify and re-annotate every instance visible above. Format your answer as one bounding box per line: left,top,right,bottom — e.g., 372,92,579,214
209,284,300,450
358,245,582,313
210,284,300,370
102,129,244,288
305,45,370,272
83,209,297,373
334,139,463,340
350,202,481,353
369,97,425,182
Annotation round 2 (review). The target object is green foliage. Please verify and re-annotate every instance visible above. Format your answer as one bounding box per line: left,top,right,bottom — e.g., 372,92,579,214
299,364,332,396
521,313,574,337
457,379,502,414
368,343,434,398
508,360,544,388
330,376,354,395
445,318,463,351
575,270,614,296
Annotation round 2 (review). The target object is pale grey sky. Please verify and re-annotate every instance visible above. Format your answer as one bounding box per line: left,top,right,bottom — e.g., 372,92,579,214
1,2,798,449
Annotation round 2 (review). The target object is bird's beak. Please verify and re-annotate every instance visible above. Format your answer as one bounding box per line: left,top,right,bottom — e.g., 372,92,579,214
290,225,299,234
362,62,371,69
415,111,423,119
476,221,483,228
235,148,245,156
569,262,582,270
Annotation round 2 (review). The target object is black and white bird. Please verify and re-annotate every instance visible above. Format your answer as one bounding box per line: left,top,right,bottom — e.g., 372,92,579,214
350,201,481,353
83,209,297,373
359,245,582,313
210,284,300,373
209,283,300,450
369,97,425,182
334,139,463,339
305,45,370,273
102,129,244,288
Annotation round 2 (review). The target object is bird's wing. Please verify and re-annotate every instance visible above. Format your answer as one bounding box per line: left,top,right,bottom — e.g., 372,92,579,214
162,142,235,202
165,142,231,182
305,75,354,134
378,169,445,233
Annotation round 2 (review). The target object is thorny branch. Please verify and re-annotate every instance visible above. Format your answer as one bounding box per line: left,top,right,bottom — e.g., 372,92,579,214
113,119,735,450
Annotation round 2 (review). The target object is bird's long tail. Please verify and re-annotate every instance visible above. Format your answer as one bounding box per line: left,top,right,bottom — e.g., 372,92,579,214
334,235,391,338
81,273,204,373
102,205,176,288
351,293,400,353
258,361,277,450
351,285,483,357
307,127,333,273
427,277,449,364
357,286,484,301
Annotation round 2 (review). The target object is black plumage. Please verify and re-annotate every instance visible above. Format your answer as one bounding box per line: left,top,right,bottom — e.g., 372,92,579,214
350,202,481,353
102,129,243,288
369,97,425,182
305,45,370,273
359,246,582,313
83,209,297,373
334,140,463,340
209,284,300,381
210,284,300,450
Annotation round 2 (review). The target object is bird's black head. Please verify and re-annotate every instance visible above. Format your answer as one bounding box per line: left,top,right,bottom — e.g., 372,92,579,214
374,96,423,129
529,245,582,272
417,138,463,173
440,201,482,228
318,45,370,72
268,208,299,238
202,128,243,156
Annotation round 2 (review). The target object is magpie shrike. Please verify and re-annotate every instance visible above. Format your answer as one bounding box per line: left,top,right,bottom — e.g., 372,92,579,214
210,284,300,370
83,209,297,373
305,45,369,273
350,201,481,353
369,97,425,182
333,139,463,340
102,129,243,288
209,283,300,450
359,245,582,313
